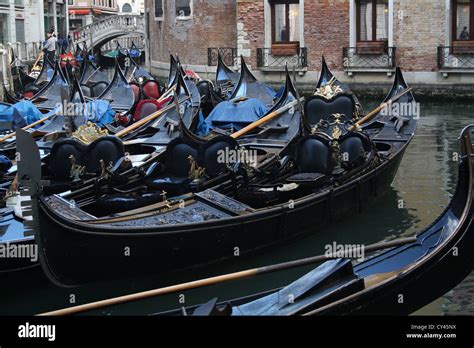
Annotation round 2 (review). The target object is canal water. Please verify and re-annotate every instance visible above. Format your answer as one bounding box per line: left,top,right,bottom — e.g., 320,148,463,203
0,98,473,316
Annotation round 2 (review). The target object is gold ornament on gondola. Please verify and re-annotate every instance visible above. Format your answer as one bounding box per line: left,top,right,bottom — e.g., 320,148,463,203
71,122,109,145
69,155,85,181
314,77,343,100
188,155,206,181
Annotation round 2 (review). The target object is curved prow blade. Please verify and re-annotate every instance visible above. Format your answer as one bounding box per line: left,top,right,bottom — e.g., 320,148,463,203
16,129,42,237
383,67,414,103
316,56,334,88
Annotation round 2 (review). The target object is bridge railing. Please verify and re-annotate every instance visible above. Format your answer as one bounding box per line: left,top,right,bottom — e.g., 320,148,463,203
73,15,145,47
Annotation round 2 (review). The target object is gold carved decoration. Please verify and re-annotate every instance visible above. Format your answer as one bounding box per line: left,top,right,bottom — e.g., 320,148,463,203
314,77,343,100
69,155,85,181
71,122,109,145
188,155,206,181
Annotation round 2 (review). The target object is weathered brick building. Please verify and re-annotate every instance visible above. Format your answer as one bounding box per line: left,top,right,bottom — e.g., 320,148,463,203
146,0,474,90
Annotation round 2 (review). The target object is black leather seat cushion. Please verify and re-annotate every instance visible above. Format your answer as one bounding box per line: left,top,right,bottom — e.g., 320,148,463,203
199,136,239,178
304,94,355,126
297,136,333,175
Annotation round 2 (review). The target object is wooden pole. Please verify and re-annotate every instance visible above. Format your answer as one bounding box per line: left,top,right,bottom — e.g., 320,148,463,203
37,237,417,316
114,95,190,138
157,84,176,103
0,112,57,143
231,98,304,139
349,88,413,131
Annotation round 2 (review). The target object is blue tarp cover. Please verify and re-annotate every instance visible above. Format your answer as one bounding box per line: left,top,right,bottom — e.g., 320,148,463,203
198,98,268,135
0,100,57,130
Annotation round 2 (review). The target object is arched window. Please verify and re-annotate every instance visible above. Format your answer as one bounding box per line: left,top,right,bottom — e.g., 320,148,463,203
122,3,133,13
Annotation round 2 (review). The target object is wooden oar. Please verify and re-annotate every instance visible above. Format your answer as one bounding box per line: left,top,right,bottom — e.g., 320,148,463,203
0,112,57,143
349,87,413,131
37,236,417,316
30,51,44,75
157,84,177,103
231,97,304,139
114,95,190,138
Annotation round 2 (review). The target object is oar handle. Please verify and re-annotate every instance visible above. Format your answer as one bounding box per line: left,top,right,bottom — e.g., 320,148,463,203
115,95,190,138
157,84,177,103
37,236,416,316
231,98,304,139
349,87,413,131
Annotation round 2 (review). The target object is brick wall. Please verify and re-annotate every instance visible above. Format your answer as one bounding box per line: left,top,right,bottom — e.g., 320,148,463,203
393,0,445,72
148,0,237,66
304,0,350,71
237,0,265,67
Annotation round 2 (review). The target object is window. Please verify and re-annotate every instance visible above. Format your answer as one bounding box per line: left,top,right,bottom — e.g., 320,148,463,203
122,3,132,12
68,0,74,5
357,0,388,42
155,0,163,18
271,0,300,44
176,0,191,17
453,0,473,41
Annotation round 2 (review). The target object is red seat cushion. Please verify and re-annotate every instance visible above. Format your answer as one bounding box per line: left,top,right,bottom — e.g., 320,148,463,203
130,83,140,101
132,99,168,122
142,80,160,99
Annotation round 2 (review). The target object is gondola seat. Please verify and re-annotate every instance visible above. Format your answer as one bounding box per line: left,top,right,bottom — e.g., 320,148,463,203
146,138,199,196
130,82,140,101
132,99,166,122
286,135,334,186
146,136,239,196
339,132,373,171
142,80,160,99
91,81,109,98
50,136,125,181
304,94,355,127
81,84,92,98
23,84,41,99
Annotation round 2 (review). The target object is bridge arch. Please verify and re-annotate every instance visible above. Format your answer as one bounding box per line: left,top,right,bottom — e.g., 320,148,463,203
73,15,145,51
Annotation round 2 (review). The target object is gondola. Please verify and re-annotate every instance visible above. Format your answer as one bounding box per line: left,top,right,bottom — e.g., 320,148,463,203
20,61,417,287
29,61,69,111
99,42,127,69
79,56,110,86
96,63,135,113
157,125,474,316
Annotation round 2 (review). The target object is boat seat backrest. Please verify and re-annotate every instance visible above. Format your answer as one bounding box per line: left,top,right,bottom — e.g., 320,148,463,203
85,137,125,173
142,80,160,99
49,140,84,181
50,136,125,181
139,102,159,119
196,80,213,103
199,136,239,178
91,81,109,98
81,84,92,98
304,94,355,127
297,135,333,175
339,132,372,170
164,138,200,178
130,82,140,100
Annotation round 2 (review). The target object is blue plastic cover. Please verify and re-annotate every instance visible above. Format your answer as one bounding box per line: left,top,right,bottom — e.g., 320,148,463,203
198,98,268,135
83,100,115,126
0,100,58,130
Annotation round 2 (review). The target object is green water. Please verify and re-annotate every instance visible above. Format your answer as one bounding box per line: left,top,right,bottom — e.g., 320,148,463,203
0,100,473,316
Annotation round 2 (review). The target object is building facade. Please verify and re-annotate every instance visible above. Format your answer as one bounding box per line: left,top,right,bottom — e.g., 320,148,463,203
146,0,474,90
69,0,118,30
0,0,47,44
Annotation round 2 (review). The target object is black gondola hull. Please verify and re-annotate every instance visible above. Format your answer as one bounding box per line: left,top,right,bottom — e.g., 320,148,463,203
36,148,405,286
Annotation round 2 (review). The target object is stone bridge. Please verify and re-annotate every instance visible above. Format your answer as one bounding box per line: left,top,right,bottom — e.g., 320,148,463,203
73,15,145,51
